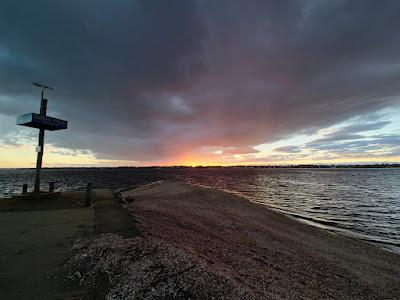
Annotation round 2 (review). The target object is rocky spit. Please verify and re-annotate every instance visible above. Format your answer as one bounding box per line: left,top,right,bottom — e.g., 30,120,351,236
67,181,400,299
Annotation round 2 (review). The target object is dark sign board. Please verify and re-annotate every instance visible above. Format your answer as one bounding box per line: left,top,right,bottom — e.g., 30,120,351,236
16,113,68,131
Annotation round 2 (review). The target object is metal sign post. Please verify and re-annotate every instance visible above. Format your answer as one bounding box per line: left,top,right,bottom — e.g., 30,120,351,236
16,82,68,193
34,96,47,193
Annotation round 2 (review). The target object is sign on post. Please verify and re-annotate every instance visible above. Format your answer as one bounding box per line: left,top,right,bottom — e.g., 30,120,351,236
16,82,68,193
17,113,68,131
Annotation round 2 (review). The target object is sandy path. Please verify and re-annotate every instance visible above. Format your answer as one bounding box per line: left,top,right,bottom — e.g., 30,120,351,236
122,181,400,299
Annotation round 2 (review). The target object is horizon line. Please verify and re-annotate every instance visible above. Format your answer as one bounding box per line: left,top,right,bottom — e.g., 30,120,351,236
1,163,400,170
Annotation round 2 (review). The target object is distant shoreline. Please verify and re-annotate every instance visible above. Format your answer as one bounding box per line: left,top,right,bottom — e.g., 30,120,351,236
1,163,400,170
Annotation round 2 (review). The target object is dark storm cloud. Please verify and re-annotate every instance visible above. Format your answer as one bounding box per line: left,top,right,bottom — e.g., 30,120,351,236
0,0,205,160
303,122,400,156
266,120,399,161
309,136,400,157
1,0,400,162
306,121,391,147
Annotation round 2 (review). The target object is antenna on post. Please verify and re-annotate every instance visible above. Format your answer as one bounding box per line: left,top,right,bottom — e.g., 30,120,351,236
32,82,54,90
32,82,54,102
32,82,54,192
17,82,67,194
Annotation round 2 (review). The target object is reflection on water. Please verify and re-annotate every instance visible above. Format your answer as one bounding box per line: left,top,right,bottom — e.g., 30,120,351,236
1,167,399,252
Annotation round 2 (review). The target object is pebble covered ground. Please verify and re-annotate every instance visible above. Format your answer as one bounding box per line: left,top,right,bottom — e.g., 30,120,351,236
66,181,400,299
67,234,254,299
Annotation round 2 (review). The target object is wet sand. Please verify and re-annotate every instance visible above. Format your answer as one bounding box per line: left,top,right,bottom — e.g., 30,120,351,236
118,181,400,299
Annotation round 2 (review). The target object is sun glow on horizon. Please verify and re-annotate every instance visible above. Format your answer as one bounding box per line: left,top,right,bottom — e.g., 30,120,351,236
1,145,400,168
1,106,400,168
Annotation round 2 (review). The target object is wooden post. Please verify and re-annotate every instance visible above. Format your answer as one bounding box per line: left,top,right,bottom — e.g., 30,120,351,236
17,83,67,198
22,184,28,194
85,182,92,207
34,96,47,193
49,181,55,192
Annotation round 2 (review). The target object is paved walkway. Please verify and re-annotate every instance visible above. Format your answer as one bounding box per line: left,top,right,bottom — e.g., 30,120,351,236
0,189,138,299
94,191,139,237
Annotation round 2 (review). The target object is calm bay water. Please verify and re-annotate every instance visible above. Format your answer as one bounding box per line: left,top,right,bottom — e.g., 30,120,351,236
1,167,399,252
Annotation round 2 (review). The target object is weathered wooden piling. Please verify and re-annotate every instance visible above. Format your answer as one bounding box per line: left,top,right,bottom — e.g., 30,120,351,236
22,184,28,194
49,181,55,192
85,183,92,207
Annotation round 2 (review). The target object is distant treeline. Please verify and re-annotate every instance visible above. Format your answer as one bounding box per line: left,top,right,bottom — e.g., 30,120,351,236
115,164,400,169
14,163,400,170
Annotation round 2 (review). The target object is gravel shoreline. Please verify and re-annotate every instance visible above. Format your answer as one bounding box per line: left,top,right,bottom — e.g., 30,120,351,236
68,181,400,299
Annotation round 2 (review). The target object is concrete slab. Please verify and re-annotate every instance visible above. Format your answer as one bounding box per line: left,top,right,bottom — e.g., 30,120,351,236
94,190,140,238
0,188,140,299
0,207,94,299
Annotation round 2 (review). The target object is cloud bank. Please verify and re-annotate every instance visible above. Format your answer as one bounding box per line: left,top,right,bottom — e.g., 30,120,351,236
1,0,400,164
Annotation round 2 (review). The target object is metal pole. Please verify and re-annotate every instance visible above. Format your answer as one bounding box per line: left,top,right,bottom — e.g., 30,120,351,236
34,92,47,193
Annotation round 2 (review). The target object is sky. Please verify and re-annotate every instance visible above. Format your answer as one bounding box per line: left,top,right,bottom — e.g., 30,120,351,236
1,0,400,167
